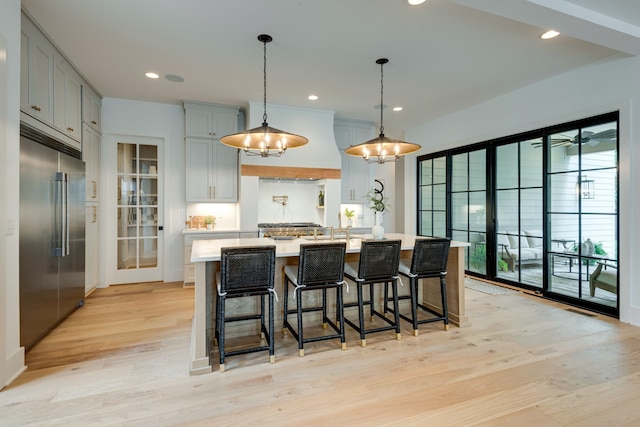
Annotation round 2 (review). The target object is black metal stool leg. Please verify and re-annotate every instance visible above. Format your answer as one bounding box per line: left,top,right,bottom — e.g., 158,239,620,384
410,277,419,336
440,274,449,331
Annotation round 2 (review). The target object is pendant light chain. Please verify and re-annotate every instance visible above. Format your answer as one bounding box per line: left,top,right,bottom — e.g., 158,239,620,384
262,37,268,124
379,60,384,135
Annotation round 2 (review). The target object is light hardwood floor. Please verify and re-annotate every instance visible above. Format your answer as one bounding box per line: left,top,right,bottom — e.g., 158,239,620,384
2,280,640,426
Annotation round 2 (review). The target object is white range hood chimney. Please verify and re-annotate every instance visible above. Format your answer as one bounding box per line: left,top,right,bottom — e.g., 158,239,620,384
239,102,342,228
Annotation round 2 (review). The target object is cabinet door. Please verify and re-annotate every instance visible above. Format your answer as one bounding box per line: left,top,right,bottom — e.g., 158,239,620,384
211,144,238,202
186,139,239,202
185,109,216,138
21,14,55,124
342,155,371,203
185,139,214,202
53,56,82,141
82,85,102,131
85,203,99,292
83,125,101,201
335,123,373,203
184,103,239,138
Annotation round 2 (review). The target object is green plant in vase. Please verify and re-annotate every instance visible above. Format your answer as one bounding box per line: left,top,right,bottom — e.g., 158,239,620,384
344,208,355,226
204,215,216,230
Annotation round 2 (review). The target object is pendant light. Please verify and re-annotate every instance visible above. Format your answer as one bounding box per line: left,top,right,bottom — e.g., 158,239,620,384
220,34,308,157
345,58,421,164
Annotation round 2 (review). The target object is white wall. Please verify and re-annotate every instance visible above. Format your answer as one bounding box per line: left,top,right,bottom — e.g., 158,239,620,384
404,53,639,325
1,0,26,388
101,98,186,284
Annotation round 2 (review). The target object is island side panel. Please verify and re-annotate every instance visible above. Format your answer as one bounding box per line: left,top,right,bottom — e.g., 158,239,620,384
421,245,470,328
190,260,212,375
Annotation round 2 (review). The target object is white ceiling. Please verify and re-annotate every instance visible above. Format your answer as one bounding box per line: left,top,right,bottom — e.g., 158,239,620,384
21,0,640,139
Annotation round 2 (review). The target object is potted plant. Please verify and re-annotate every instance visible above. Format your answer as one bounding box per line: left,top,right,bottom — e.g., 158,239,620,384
366,188,388,239
204,215,216,230
344,208,355,226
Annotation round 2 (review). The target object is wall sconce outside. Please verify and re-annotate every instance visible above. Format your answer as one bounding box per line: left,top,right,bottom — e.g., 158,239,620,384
580,176,595,199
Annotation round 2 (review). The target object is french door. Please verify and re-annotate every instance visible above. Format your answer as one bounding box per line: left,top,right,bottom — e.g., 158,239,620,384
109,134,164,284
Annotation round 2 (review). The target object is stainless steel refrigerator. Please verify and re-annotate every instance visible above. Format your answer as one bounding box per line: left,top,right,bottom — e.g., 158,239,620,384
19,124,86,350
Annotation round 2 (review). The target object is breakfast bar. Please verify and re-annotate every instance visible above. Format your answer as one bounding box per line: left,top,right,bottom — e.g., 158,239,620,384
189,233,470,375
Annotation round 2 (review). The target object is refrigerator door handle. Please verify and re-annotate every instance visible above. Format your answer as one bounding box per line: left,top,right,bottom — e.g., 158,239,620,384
53,172,64,257
63,172,70,256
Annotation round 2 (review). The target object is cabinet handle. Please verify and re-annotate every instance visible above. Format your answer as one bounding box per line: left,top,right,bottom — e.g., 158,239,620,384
209,132,216,136
91,120,97,125
212,186,216,199
31,105,42,112
92,205,97,223
67,127,74,132
208,186,211,199
92,180,97,198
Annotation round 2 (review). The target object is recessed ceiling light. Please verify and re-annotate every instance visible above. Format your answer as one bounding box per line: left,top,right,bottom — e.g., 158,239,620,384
393,106,403,112
307,94,318,101
540,30,560,40
408,0,427,5
165,74,185,83
145,72,160,79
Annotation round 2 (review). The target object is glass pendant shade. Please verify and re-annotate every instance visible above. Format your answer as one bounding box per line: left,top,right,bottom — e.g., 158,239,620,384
220,34,308,157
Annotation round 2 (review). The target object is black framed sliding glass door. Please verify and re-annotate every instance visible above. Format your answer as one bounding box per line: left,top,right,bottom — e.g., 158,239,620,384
416,112,619,317
546,119,618,312
495,138,543,289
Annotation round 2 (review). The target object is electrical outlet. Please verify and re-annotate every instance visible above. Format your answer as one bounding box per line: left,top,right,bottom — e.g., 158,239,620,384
6,219,15,235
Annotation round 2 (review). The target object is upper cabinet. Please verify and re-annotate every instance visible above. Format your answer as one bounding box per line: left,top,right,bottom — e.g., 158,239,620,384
21,13,55,126
334,119,375,203
21,12,93,148
184,102,239,139
185,138,239,203
53,55,82,141
82,85,102,132
184,102,241,203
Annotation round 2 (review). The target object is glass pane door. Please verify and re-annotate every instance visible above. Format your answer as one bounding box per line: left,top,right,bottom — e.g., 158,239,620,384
114,141,162,283
451,149,487,274
547,121,618,310
495,138,543,288
418,156,447,237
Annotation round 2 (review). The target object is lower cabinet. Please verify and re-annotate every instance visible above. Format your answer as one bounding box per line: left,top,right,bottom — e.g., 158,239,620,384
183,232,239,286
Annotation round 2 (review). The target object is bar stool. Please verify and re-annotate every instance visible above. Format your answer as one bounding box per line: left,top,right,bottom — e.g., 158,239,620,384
283,242,347,356
385,238,450,336
343,239,402,347
215,245,276,373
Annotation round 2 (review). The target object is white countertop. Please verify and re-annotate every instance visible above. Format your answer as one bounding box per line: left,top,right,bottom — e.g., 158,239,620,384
182,228,253,235
191,233,469,262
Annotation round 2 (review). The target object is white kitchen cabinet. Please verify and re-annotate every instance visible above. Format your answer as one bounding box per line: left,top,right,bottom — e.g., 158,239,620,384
82,85,102,131
53,55,82,142
83,124,101,202
21,13,55,126
184,102,239,139
86,202,100,293
183,232,239,285
334,119,375,203
185,138,238,203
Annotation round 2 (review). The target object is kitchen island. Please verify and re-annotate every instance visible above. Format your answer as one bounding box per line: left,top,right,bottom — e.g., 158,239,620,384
189,233,470,375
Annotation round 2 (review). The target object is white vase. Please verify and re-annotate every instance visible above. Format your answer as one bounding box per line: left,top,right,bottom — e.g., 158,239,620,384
206,223,213,230
372,211,384,239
